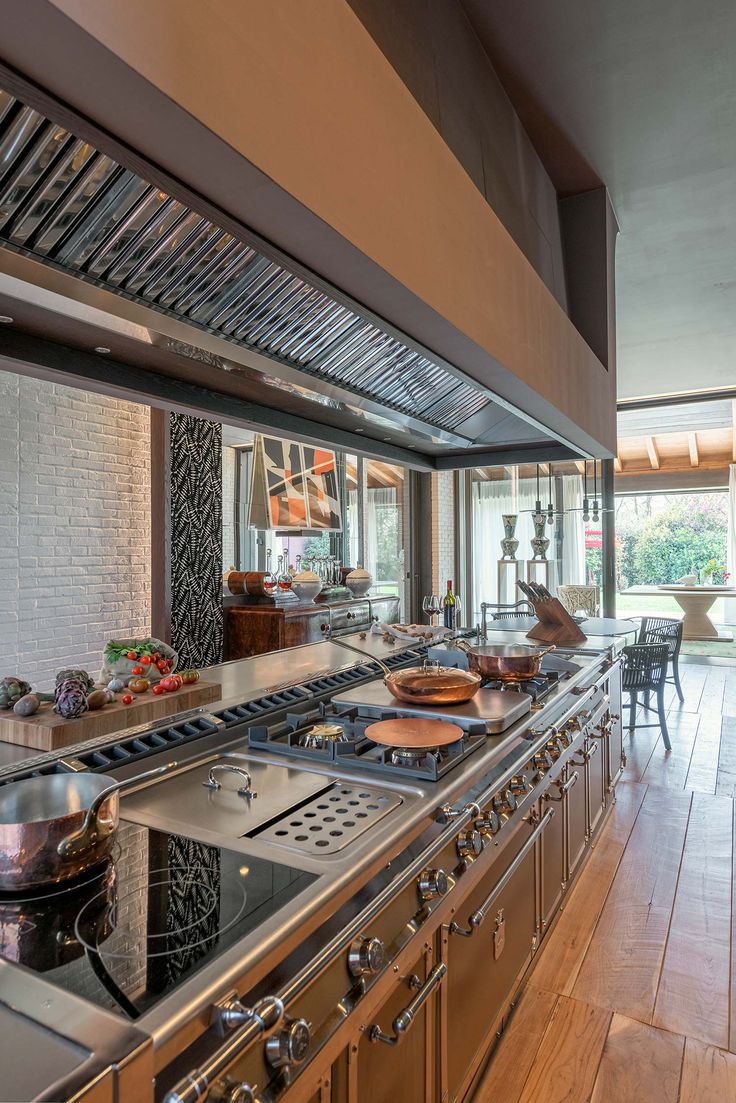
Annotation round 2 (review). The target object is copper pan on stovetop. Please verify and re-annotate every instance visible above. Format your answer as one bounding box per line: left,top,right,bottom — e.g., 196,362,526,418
456,641,556,682
383,660,481,705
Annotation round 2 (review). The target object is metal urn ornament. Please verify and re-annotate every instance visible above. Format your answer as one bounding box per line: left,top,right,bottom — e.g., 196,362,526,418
500,514,519,560
346,566,373,597
531,516,551,560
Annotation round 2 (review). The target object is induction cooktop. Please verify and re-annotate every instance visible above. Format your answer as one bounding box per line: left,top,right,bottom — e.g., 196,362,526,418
0,820,315,1019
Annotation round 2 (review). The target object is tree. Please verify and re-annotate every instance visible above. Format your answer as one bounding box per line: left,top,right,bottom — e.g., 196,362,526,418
631,497,726,584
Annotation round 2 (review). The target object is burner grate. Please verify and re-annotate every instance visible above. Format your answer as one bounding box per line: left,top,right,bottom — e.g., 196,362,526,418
253,784,402,854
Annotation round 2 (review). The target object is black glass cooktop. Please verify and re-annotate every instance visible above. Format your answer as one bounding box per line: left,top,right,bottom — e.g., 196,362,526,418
0,820,315,1019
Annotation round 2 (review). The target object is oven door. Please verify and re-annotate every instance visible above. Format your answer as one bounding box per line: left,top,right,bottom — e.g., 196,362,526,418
356,945,443,1103
444,807,553,1101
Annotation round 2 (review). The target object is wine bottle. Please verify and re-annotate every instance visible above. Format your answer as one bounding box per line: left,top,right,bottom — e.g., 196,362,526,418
442,579,456,630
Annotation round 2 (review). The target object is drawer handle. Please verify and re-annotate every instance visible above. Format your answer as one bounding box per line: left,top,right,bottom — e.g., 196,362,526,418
368,963,447,1046
449,808,555,937
544,770,579,802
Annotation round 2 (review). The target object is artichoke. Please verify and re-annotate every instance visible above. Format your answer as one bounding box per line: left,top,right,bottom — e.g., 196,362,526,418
55,668,95,693
54,678,90,719
0,677,33,710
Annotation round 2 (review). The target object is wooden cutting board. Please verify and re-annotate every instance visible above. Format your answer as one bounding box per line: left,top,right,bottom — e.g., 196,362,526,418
0,680,221,751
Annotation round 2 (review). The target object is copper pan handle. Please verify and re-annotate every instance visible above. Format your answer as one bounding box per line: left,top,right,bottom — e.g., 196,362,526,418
58,761,178,859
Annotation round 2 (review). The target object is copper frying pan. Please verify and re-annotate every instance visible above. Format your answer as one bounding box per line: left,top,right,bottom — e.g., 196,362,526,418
365,718,464,748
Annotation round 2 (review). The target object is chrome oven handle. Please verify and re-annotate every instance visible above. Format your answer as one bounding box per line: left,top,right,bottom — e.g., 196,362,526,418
544,770,580,801
164,997,284,1103
202,764,257,799
449,807,556,937
368,963,447,1046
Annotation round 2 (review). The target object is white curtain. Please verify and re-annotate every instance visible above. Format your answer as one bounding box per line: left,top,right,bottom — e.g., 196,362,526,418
560,476,586,586
364,487,398,593
471,478,538,621
726,464,736,623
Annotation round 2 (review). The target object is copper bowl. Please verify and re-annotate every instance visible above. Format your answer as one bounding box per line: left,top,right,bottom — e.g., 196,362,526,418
384,661,481,705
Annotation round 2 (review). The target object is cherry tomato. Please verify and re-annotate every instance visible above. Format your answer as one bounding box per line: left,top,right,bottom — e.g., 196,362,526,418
140,655,152,666
156,659,168,672
131,665,144,676
152,651,161,661
122,694,133,705
152,683,165,695
126,651,138,660
180,670,200,685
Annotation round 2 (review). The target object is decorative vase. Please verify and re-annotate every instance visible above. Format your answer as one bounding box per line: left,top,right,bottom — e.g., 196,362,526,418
530,516,551,561
500,514,519,560
346,566,372,597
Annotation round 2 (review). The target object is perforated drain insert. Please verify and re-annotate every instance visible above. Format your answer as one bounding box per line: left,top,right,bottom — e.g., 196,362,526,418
253,784,402,854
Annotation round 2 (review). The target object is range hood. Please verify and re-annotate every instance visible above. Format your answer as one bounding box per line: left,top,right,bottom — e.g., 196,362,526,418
0,83,578,464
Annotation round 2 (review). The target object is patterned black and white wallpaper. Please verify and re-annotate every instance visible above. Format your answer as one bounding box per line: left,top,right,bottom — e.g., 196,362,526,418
169,413,223,668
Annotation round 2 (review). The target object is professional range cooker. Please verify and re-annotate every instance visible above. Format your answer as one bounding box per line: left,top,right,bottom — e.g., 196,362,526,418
0,634,623,1103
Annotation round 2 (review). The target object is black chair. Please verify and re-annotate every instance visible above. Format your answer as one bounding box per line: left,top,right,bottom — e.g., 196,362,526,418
638,616,684,703
621,642,671,750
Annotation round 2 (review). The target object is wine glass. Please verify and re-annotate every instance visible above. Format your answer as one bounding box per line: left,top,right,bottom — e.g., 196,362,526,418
422,595,441,626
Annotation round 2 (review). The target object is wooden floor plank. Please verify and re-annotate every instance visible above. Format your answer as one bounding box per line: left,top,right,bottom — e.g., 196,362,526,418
675,664,708,714
731,798,736,1054
640,712,699,790
472,986,558,1103
589,1014,684,1103
530,782,648,998
622,727,660,783
516,996,611,1103
684,717,723,795
572,787,692,1022
716,715,736,799
653,793,732,1048
721,668,736,717
679,1036,736,1101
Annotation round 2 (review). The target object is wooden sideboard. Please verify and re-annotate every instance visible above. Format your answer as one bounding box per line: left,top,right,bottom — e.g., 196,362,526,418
224,595,401,659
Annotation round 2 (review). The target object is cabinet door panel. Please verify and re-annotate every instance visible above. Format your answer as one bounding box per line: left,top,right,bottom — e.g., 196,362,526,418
566,762,587,878
445,838,537,1100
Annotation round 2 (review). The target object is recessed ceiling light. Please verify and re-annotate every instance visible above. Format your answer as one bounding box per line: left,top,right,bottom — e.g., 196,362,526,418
0,315,13,324
94,346,111,354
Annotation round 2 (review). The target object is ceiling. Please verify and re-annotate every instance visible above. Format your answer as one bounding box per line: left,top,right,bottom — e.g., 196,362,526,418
461,0,736,401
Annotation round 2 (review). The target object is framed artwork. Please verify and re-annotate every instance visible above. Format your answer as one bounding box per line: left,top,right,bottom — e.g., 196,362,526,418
302,445,342,530
248,435,341,531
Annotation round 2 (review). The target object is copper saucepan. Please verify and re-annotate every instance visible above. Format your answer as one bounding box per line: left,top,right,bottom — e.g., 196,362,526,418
383,660,481,705
456,641,556,682
0,761,176,891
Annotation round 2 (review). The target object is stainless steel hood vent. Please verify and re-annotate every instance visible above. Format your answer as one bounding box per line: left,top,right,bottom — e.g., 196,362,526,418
0,88,492,436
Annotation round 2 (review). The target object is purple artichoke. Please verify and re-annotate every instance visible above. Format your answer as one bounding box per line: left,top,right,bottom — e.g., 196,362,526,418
54,678,90,719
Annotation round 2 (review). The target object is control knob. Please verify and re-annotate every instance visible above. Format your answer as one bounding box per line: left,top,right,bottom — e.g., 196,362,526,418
457,829,483,859
545,736,565,760
265,1018,311,1069
417,868,449,901
493,789,517,815
348,936,386,977
475,810,501,836
210,1081,257,1103
532,749,553,775
510,773,530,795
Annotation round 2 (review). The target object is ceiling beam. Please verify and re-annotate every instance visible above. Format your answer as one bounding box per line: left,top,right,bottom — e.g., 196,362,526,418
646,436,660,470
613,457,622,473
688,432,699,467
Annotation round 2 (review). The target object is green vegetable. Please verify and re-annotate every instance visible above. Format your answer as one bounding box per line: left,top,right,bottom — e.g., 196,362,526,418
0,677,32,710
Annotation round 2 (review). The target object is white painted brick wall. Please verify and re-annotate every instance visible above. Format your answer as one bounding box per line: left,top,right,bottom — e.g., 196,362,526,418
222,445,236,571
431,470,455,597
0,371,151,691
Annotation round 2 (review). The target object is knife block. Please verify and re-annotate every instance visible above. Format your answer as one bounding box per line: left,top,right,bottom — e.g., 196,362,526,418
525,597,588,645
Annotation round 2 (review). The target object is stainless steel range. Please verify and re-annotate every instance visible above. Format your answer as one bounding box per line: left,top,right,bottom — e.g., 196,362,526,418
0,634,624,1103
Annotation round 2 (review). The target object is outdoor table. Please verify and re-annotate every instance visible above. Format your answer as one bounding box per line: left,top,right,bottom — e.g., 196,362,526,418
625,585,736,642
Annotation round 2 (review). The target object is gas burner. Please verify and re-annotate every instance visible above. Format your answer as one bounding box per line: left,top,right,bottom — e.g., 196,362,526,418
389,745,441,768
481,670,561,709
299,722,349,749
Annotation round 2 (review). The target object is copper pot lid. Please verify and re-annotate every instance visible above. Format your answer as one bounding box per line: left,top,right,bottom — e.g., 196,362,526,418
386,664,480,690
365,717,464,748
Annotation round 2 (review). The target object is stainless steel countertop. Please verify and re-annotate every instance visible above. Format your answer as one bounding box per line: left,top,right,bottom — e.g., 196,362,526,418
0,632,620,1086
